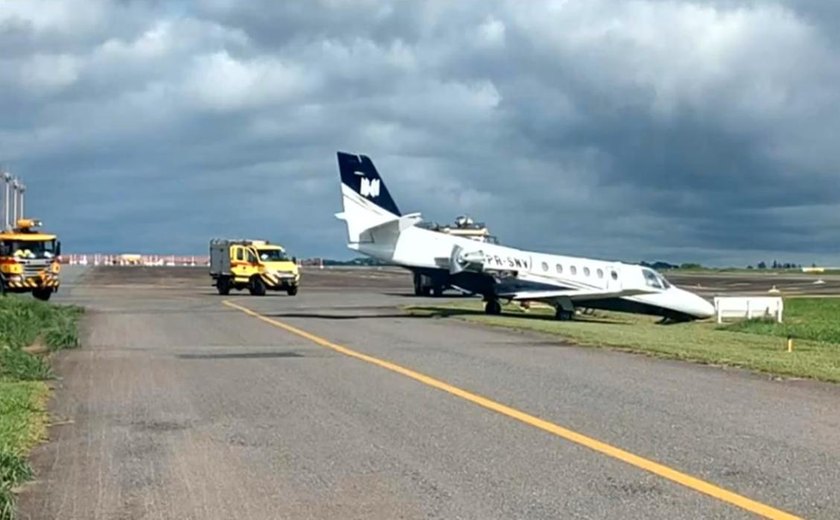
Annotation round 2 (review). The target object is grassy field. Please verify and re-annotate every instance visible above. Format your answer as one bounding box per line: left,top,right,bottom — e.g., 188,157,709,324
0,297,81,520
405,297,840,383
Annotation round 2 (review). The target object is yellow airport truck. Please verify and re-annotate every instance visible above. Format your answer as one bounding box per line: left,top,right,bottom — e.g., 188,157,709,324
209,239,300,296
0,219,61,300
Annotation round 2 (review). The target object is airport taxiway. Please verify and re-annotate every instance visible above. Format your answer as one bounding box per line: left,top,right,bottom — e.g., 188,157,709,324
19,267,840,519
667,271,840,298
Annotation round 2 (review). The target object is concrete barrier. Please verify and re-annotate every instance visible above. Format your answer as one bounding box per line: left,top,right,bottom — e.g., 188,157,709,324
714,296,783,323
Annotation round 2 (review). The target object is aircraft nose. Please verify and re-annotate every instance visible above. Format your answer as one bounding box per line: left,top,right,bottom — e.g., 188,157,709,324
679,289,715,319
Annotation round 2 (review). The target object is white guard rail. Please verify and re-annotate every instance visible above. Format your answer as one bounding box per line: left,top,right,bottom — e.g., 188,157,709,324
713,296,783,324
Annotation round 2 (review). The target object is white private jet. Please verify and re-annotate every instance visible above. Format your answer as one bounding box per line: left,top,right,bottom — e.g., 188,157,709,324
334,152,715,322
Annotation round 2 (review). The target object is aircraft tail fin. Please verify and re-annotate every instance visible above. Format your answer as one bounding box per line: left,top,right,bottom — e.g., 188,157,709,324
336,151,403,243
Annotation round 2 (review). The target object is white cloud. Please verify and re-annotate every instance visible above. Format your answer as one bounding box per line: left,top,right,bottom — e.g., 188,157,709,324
0,0,106,35
475,16,506,48
2,0,839,264
19,53,81,92
182,51,314,112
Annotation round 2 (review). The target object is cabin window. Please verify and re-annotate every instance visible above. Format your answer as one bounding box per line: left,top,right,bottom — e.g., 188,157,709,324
236,248,244,261
583,267,591,277
556,264,563,274
541,261,549,272
570,266,577,275
611,270,618,280
597,268,604,279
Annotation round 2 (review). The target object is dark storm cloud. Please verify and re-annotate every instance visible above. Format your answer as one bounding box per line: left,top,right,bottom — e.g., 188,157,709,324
1,0,839,265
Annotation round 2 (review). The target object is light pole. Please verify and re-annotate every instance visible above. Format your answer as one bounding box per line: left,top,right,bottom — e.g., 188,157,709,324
10,179,19,228
1,171,11,230
18,182,25,221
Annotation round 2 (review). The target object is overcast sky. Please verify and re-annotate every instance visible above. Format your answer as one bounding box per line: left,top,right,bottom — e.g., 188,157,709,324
2,0,839,266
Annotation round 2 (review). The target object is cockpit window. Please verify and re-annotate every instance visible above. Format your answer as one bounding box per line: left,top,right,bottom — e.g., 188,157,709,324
642,269,671,289
642,269,663,289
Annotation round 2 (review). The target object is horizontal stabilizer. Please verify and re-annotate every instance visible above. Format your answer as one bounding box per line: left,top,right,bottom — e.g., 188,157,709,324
358,213,423,243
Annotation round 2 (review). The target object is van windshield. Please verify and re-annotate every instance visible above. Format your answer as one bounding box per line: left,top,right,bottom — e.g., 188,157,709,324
257,249,289,262
1,240,57,260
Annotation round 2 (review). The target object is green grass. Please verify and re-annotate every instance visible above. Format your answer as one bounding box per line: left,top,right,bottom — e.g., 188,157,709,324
0,296,82,520
405,298,840,383
723,298,840,344
0,351,50,381
0,382,48,520
0,298,82,353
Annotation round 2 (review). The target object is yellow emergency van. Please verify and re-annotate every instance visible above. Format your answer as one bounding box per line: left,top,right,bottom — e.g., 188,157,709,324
209,239,299,296
0,219,61,300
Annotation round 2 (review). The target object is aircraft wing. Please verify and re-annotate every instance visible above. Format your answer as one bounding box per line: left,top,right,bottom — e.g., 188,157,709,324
497,270,656,302
499,287,655,302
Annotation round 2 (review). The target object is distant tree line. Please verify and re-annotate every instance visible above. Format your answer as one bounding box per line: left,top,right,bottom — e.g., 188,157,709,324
319,257,813,270
319,257,395,266
748,261,807,270
642,260,811,271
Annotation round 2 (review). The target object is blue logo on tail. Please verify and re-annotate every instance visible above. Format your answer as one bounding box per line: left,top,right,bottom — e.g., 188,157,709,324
337,152,401,216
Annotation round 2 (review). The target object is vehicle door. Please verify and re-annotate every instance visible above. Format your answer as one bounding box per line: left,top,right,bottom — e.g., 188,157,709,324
245,247,261,276
230,246,248,280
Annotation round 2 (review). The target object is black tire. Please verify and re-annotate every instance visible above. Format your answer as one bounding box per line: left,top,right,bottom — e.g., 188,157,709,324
413,273,423,296
249,277,266,296
0,277,6,297
216,277,231,296
555,308,574,321
286,285,298,296
33,288,53,301
484,299,502,315
432,285,445,297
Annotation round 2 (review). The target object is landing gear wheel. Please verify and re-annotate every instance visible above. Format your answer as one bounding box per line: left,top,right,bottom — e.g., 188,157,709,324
249,277,266,296
555,308,574,321
286,285,298,296
485,299,502,315
414,273,433,296
216,278,231,295
33,288,53,301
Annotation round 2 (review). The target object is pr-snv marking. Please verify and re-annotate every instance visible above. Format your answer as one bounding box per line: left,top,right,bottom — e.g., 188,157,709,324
223,299,802,520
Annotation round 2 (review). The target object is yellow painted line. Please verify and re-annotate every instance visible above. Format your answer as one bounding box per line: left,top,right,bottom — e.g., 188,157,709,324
223,299,802,520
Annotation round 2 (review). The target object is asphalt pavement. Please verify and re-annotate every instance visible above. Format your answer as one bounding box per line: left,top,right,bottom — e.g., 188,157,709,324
18,266,840,519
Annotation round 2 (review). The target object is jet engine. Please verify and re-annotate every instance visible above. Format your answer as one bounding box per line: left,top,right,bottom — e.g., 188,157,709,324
449,244,486,274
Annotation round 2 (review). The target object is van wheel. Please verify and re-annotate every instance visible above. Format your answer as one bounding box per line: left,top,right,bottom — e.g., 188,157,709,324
287,285,298,296
33,288,53,301
216,277,231,295
249,277,266,296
